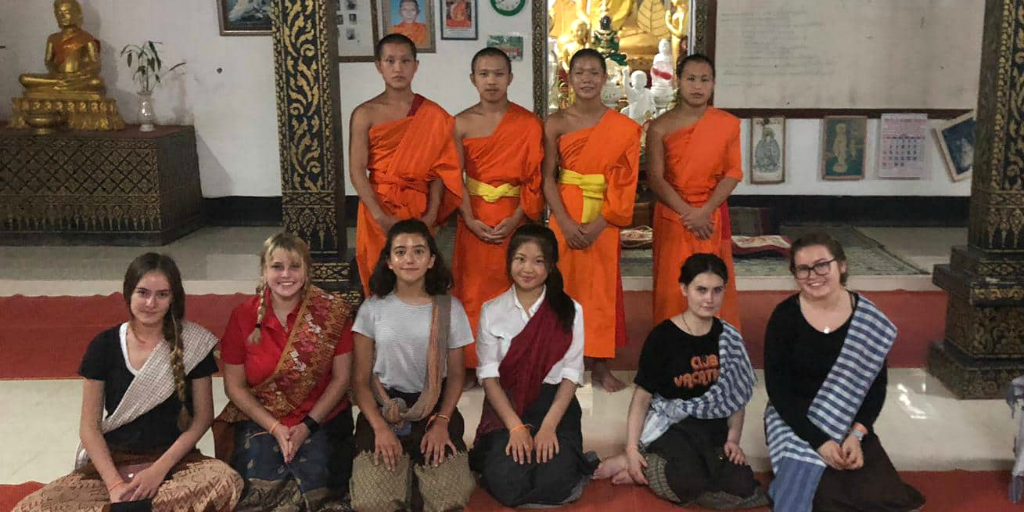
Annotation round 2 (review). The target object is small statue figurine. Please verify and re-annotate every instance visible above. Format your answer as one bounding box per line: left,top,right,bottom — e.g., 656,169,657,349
665,0,688,68
11,0,124,131
650,38,675,111
557,19,591,73
592,15,627,67
620,69,655,124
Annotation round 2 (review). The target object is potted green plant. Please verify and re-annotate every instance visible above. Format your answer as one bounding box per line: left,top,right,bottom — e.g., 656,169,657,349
120,41,185,132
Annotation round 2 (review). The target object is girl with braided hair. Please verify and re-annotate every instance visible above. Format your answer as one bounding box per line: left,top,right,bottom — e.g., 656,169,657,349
13,253,243,512
217,232,358,511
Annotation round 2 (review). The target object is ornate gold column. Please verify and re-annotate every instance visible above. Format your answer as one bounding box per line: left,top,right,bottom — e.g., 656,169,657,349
927,0,1024,398
271,0,357,296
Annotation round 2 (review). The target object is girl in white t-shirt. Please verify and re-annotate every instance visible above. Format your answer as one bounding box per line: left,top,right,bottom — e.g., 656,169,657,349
349,219,476,512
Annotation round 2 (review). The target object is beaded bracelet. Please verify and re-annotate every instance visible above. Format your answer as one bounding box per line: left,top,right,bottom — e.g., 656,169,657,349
510,423,532,433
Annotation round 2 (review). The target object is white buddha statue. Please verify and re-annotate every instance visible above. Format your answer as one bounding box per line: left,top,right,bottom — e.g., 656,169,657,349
620,69,655,124
650,38,675,111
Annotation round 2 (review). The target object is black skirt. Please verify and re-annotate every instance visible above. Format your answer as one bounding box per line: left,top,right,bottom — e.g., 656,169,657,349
469,383,596,507
812,433,925,512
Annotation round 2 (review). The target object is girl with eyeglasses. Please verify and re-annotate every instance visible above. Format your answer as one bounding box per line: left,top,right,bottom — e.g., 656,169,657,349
763,232,924,512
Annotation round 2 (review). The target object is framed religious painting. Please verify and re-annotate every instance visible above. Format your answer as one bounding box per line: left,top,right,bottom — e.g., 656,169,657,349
820,116,867,181
749,117,785,184
218,0,273,35
440,0,478,40
337,0,381,62
381,0,436,52
935,111,976,182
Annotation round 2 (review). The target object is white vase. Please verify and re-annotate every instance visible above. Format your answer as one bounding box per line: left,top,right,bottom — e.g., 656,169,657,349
137,92,156,132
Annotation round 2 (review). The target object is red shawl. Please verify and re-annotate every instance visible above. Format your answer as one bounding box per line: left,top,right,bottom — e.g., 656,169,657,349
475,299,573,440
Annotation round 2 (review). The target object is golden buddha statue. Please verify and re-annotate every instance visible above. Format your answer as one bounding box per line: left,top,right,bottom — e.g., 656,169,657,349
557,19,591,74
10,0,124,132
665,0,689,68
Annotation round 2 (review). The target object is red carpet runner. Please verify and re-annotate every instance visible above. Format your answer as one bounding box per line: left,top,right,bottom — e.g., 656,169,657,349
0,470,1014,512
0,291,947,379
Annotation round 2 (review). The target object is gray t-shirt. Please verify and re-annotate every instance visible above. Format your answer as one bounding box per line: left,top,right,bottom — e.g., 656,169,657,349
353,293,474,393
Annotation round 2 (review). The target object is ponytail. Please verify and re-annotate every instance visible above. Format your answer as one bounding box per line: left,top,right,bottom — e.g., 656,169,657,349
248,279,268,344
545,266,576,334
164,314,191,432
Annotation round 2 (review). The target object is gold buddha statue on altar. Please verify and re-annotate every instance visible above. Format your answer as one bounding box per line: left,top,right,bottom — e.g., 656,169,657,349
10,0,124,132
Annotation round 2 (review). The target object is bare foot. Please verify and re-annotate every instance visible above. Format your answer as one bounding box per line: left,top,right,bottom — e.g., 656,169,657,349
611,469,639,485
592,360,627,392
593,453,627,479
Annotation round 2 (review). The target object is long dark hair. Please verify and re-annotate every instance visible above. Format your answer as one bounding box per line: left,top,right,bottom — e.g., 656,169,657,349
122,253,191,431
506,224,576,333
369,219,452,297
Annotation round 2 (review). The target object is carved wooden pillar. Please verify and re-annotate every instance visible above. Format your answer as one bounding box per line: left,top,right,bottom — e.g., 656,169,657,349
271,0,358,296
927,0,1024,398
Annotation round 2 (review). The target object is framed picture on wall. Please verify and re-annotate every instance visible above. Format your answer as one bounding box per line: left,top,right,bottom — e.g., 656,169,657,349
935,111,976,182
337,0,381,62
441,0,478,40
821,116,867,181
381,0,436,52
217,0,273,35
750,117,785,184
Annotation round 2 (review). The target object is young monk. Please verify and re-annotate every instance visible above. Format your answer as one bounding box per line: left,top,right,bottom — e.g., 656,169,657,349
451,47,544,372
542,48,641,392
470,224,596,507
647,53,743,329
349,33,462,294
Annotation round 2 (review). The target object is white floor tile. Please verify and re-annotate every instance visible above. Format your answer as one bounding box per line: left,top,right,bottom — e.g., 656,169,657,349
0,369,1014,485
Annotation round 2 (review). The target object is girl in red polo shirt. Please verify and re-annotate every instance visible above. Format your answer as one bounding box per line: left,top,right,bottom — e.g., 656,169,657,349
216,233,357,511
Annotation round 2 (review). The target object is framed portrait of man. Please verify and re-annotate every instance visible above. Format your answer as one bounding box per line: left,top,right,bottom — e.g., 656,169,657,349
381,0,436,52
218,0,272,35
337,0,380,62
821,116,867,181
750,117,785,184
935,111,976,182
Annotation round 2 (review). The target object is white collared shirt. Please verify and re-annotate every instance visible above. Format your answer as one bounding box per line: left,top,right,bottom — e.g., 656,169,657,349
476,286,585,385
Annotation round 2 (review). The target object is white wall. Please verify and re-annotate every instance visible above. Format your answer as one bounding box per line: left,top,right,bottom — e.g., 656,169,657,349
0,1,533,198
0,2,968,199
734,118,972,196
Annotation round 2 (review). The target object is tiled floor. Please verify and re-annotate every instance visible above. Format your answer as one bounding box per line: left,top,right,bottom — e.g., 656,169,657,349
0,225,967,296
5,225,1013,488
0,369,1014,485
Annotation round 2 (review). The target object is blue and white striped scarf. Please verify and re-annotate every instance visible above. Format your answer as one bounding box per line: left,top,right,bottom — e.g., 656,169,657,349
764,295,895,512
639,321,756,448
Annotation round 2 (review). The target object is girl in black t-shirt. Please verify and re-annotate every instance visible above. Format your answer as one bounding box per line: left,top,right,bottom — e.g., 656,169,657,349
13,254,242,512
593,254,767,509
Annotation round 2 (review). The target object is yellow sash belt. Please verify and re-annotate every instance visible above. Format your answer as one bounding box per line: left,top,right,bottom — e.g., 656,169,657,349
465,177,520,203
558,168,606,223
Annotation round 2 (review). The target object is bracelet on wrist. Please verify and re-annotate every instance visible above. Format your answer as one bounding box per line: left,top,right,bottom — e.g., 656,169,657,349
301,415,320,434
509,423,532,433
107,480,126,492
848,428,865,441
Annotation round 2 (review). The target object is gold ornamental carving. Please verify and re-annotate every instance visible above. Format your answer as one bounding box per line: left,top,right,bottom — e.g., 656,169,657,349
10,0,124,133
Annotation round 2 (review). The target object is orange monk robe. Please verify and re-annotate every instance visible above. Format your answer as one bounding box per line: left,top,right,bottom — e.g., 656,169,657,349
451,104,544,368
448,0,471,28
391,22,428,46
356,95,462,294
550,110,641,359
652,107,743,330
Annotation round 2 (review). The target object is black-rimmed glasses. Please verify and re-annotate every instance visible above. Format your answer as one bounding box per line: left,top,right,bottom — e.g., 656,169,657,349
794,258,837,279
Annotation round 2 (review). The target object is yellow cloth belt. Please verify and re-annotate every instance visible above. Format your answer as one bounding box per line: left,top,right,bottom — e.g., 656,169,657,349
465,177,520,203
558,168,606,223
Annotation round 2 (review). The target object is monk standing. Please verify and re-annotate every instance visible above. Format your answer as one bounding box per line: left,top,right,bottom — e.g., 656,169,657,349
647,53,742,329
348,34,462,294
543,48,640,392
451,47,544,372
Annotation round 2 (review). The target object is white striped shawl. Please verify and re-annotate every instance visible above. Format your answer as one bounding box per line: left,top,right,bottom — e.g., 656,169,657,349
639,321,756,448
764,295,896,512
